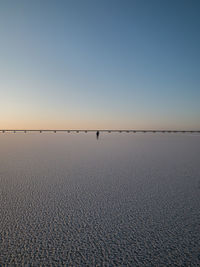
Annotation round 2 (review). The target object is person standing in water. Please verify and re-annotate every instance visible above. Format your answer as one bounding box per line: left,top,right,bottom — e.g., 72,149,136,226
96,131,100,139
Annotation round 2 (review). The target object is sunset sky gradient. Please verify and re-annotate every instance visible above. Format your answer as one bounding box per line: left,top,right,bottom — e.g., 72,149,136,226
1,0,200,130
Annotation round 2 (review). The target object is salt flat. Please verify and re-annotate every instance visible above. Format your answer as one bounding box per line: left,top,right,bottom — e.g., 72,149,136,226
0,133,200,266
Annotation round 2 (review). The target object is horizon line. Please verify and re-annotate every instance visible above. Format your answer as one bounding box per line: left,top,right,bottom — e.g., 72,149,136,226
1,129,200,134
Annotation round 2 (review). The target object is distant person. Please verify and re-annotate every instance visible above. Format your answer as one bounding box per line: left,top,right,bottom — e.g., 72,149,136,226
96,131,100,140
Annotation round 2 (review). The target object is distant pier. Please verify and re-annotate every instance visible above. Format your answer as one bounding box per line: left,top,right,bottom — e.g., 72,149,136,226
0,130,200,134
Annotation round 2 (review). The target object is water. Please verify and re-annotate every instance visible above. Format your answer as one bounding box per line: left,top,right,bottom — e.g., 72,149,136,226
0,133,200,266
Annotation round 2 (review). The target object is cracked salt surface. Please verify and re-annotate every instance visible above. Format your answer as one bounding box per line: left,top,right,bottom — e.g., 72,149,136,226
0,133,200,266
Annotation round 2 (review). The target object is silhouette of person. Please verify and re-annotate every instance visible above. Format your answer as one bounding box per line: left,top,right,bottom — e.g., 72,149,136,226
96,131,100,140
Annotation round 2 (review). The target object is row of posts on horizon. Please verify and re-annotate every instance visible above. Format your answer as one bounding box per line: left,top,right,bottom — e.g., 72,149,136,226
0,130,199,136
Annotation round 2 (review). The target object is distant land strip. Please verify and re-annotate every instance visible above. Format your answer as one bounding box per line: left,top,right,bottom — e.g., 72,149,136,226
1,130,200,134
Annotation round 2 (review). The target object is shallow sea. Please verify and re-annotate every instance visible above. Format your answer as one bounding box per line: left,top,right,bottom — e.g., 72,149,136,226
0,133,200,266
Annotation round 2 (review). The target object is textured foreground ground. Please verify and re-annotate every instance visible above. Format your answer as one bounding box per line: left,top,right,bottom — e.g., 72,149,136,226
0,133,200,266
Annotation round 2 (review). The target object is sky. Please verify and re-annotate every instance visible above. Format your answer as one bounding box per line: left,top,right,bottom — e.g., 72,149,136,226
0,0,200,130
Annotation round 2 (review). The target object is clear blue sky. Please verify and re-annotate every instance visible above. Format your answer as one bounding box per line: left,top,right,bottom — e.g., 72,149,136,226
0,0,200,129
